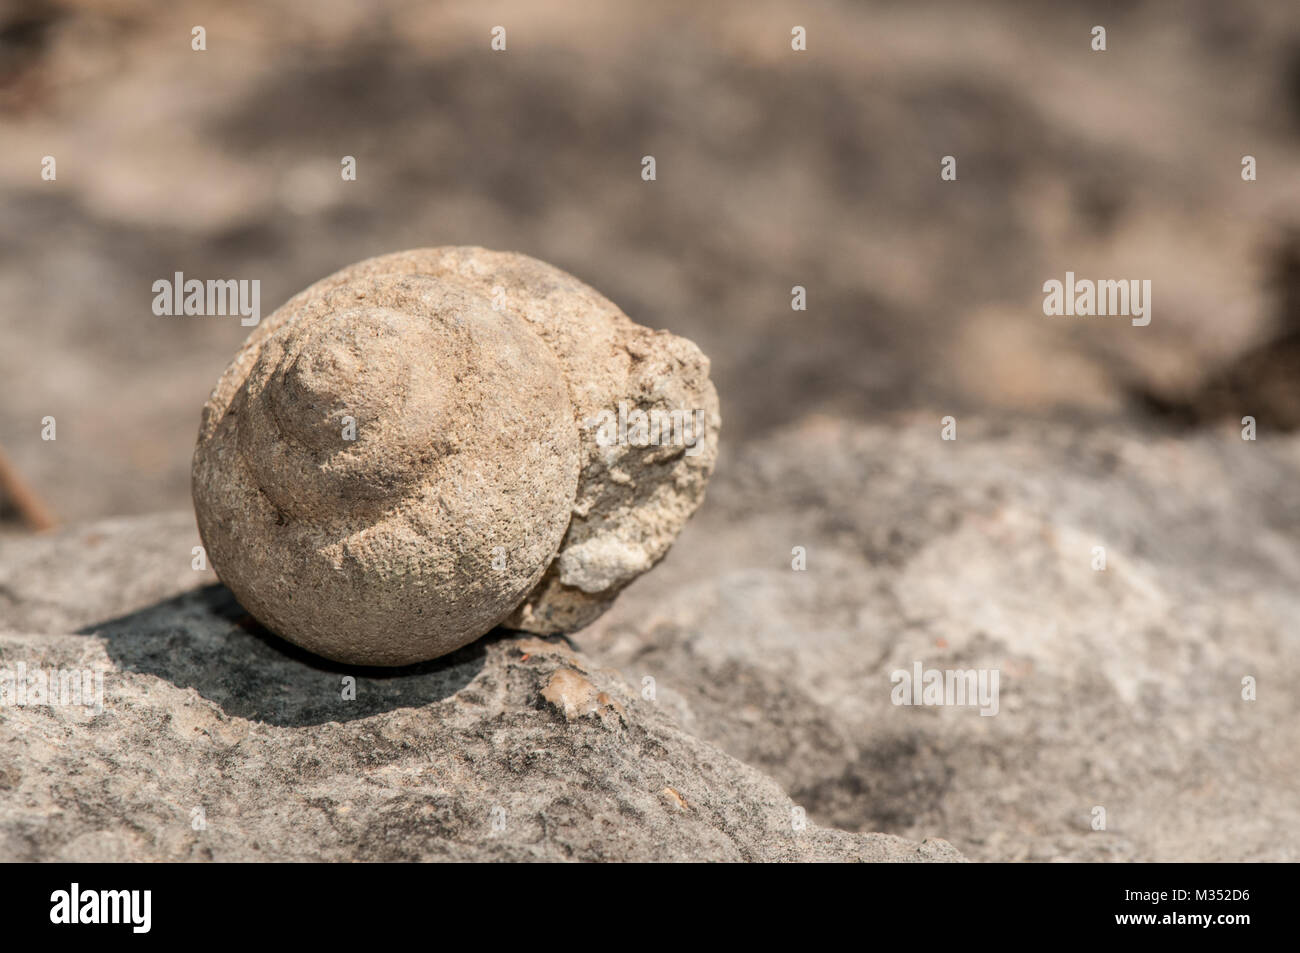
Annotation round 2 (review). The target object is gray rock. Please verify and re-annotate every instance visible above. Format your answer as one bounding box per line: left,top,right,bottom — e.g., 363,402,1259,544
578,417,1300,862
0,513,956,862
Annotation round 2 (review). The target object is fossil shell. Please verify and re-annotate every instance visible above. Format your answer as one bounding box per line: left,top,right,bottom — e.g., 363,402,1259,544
192,247,719,665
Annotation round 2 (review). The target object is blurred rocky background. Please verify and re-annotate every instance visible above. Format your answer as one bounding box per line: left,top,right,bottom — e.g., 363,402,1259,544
3,0,1300,522
2,0,1299,861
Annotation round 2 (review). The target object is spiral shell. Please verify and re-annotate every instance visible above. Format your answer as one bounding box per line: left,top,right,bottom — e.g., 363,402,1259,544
193,247,719,665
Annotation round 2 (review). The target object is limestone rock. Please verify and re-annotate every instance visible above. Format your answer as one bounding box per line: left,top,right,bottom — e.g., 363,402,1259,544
579,417,1300,862
0,514,957,863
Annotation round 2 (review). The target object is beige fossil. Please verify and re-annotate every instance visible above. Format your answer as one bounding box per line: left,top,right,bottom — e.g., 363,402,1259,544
192,247,719,665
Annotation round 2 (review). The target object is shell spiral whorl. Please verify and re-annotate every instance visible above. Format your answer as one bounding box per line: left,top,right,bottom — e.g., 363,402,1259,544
193,247,719,666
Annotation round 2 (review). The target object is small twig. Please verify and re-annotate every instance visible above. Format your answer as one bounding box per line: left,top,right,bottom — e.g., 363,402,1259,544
0,443,57,531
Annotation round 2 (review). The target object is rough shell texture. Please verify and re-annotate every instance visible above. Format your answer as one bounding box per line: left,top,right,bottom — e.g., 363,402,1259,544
193,247,719,665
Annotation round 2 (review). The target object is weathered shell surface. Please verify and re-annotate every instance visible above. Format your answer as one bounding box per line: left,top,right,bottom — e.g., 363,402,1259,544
193,247,719,665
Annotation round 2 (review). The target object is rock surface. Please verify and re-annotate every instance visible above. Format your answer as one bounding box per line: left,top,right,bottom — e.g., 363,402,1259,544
6,416,1296,861
579,417,1300,862
193,248,720,665
0,512,953,862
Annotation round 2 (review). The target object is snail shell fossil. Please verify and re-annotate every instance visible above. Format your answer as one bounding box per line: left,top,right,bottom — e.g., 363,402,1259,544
192,247,719,665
